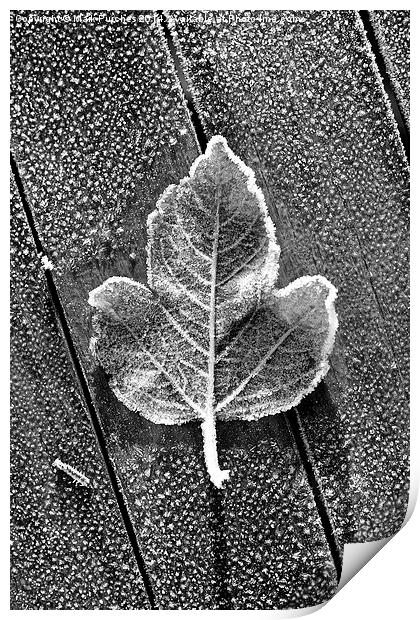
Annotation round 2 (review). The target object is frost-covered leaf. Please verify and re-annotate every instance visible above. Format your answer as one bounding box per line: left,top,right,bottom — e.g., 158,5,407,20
89,137,337,487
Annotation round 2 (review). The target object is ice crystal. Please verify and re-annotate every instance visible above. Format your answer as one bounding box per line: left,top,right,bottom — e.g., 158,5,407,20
52,458,91,488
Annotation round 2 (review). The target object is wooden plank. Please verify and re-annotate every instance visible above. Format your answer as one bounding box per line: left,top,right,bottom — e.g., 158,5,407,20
168,9,410,542
369,10,410,128
10,174,150,610
218,416,338,609
11,10,340,609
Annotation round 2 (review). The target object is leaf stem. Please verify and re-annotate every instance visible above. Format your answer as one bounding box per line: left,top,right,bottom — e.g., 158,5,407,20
201,416,229,488
204,171,229,488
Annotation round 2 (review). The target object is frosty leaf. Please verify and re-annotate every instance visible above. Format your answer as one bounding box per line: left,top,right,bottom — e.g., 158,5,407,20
89,136,338,487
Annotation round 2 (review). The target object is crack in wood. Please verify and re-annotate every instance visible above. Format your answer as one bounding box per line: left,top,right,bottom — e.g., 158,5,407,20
284,410,342,581
158,10,209,152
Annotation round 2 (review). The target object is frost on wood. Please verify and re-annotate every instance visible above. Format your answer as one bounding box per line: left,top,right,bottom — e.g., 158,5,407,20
10,10,198,274
89,137,338,487
10,173,149,610
52,459,91,488
369,10,410,127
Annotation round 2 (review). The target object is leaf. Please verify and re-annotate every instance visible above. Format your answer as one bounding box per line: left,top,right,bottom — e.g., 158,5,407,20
89,136,338,487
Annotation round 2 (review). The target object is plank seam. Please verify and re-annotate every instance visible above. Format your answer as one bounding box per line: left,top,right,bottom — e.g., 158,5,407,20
284,410,342,582
158,10,208,152
359,10,410,161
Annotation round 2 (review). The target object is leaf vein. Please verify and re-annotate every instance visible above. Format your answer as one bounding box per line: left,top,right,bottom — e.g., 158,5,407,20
219,213,261,256
161,305,209,357
174,216,212,263
217,239,269,288
160,243,211,311
214,323,299,412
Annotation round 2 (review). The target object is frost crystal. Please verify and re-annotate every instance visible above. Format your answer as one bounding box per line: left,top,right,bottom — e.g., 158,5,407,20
40,254,54,271
52,458,91,488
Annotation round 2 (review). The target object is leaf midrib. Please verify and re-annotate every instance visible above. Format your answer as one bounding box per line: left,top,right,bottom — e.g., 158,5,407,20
205,177,221,418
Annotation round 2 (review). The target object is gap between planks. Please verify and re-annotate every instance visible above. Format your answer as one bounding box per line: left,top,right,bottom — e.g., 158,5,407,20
158,10,208,152
359,10,410,162
284,411,342,581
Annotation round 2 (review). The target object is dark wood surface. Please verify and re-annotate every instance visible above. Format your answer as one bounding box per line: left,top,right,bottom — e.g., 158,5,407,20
10,10,342,609
168,9,409,542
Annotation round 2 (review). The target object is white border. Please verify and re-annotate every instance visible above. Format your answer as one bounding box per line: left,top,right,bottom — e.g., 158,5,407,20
3,4,418,619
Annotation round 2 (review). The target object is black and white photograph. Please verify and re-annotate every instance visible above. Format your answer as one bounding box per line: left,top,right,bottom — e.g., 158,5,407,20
9,6,411,613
